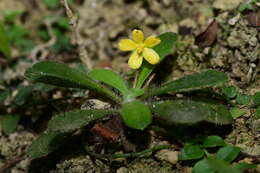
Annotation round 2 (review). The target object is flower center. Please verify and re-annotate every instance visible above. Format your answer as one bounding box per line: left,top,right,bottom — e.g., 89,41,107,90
136,43,145,54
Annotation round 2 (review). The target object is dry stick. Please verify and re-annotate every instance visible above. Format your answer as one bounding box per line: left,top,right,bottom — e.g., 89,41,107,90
60,0,92,69
30,20,56,61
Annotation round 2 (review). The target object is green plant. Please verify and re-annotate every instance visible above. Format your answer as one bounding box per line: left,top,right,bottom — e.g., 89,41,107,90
0,10,35,54
24,30,234,159
238,0,260,12
179,135,256,173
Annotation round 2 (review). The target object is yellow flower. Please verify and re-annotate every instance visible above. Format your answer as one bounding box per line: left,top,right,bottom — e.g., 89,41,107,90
118,29,161,69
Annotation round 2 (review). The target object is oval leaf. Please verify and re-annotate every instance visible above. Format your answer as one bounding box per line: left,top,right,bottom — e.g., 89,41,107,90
206,158,242,173
25,61,121,103
1,114,20,135
27,132,68,159
145,70,228,97
203,135,226,148
47,109,116,132
192,159,215,173
88,69,128,96
136,32,178,88
216,146,241,163
179,145,204,160
121,100,152,130
150,100,233,125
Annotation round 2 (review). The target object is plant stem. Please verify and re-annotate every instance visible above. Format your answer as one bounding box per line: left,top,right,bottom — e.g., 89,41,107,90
84,145,170,160
133,70,139,88
111,145,170,158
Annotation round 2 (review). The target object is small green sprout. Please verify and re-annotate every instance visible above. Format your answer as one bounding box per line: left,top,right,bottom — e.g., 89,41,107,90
179,135,256,173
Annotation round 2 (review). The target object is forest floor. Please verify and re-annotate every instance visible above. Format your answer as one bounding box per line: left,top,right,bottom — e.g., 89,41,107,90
0,0,259,172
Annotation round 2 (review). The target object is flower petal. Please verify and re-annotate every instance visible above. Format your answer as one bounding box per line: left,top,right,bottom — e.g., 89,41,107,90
143,48,160,65
128,51,143,69
144,36,161,47
132,29,144,43
118,39,137,51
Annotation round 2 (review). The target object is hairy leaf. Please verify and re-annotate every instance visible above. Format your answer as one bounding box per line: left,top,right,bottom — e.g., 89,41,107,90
88,69,128,96
150,99,233,125
27,132,68,159
47,109,116,132
145,70,228,97
25,61,121,103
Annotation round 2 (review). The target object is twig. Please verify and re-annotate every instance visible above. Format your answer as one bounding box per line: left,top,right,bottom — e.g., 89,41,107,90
30,20,56,61
60,0,92,69
84,145,170,160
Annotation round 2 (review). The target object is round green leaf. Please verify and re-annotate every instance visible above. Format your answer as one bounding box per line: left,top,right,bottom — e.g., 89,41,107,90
203,135,226,148
216,146,241,163
192,159,215,173
121,100,152,130
179,145,204,160
222,86,237,99
1,114,20,135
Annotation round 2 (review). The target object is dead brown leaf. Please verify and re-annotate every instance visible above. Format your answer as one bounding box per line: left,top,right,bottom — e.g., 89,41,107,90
195,19,218,48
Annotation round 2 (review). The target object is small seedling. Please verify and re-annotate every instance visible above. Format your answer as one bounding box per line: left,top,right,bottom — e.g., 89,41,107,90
179,135,256,173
